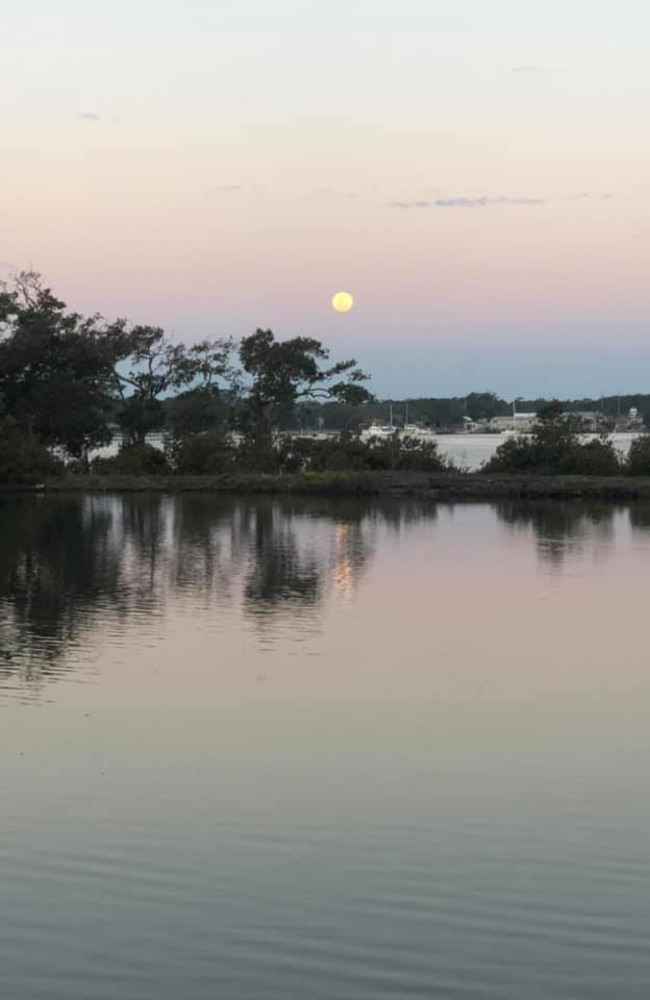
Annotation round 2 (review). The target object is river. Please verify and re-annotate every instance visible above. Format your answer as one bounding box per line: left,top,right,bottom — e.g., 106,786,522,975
1,495,649,999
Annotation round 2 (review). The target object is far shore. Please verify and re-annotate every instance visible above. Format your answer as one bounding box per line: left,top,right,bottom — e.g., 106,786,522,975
5,471,650,501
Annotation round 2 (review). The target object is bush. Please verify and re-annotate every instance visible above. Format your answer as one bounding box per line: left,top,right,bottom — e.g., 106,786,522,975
568,437,621,476
482,435,539,474
626,434,650,476
277,431,449,474
483,402,623,476
386,433,448,472
0,419,64,484
167,432,235,475
483,433,622,475
91,443,170,476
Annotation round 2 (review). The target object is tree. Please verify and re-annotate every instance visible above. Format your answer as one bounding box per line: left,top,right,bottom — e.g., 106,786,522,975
0,272,116,456
238,329,372,447
164,385,235,475
103,325,234,446
164,385,225,439
464,392,509,421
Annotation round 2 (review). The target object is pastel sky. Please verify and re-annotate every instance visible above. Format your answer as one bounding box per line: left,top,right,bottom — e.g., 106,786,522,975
2,0,650,397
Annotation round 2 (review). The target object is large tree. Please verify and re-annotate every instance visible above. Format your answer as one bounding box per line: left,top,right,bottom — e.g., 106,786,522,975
103,324,234,446
238,329,372,445
0,272,236,452
0,272,117,456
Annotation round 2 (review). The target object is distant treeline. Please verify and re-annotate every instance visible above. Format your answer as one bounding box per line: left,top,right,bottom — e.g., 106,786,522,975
291,392,650,431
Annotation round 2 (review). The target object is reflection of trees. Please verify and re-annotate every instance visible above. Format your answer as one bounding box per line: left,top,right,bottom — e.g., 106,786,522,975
0,496,124,687
628,505,650,534
243,503,320,610
496,501,617,568
0,494,434,691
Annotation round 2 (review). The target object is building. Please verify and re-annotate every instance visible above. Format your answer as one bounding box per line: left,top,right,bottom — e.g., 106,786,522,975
489,413,537,433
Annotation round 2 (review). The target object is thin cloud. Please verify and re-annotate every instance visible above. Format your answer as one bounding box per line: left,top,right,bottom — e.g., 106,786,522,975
510,65,564,77
563,192,614,202
216,184,267,194
311,188,359,200
77,112,101,121
389,196,545,209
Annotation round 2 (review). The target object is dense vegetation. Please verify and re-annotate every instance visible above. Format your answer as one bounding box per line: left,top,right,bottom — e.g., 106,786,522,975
2,272,649,485
0,272,446,481
481,403,624,476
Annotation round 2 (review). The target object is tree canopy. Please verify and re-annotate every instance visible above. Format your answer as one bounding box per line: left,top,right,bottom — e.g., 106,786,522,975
0,273,375,474
238,328,372,443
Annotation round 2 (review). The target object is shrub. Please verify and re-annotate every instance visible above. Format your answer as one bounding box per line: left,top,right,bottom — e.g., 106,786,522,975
279,431,448,474
167,432,235,475
568,437,621,476
483,402,623,476
91,443,170,476
626,434,650,476
482,435,536,473
0,419,64,484
483,434,622,476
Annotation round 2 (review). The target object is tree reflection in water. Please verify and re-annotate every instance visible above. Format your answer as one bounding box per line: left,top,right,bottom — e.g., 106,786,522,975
0,494,434,690
495,501,619,569
628,504,650,535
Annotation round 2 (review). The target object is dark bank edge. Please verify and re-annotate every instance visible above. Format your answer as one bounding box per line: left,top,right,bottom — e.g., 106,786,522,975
5,471,650,501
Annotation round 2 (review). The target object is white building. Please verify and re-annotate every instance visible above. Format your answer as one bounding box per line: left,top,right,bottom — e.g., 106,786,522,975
489,413,537,433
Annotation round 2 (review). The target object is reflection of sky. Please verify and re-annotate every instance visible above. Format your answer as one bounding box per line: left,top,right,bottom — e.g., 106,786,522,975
3,2,650,395
3,497,650,999
2,497,650,715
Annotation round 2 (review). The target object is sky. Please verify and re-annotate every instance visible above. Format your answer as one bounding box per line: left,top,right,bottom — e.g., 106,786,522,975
2,0,650,398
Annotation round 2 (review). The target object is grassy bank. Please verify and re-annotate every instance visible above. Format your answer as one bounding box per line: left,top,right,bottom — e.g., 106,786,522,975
7,470,650,500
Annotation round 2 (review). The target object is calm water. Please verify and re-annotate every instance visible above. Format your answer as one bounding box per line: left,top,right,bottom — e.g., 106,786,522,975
1,494,650,999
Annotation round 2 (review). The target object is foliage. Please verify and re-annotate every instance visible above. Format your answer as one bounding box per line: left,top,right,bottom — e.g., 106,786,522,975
567,437,622,476
166,431,235,475
264,431,449,475
0,272,116,456
106,326,233,446
626,434,650,476
164,386,226,439
0,417,64,484
483,402,623,475
91,443,171,476
238,329,372,445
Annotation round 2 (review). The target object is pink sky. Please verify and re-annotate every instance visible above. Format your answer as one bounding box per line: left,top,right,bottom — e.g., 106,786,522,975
2,0,650,396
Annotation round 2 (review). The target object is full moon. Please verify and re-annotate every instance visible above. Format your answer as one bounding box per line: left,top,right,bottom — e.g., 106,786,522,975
332,291,354,313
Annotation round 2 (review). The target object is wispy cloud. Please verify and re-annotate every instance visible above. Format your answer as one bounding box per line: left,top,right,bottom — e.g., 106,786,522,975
562,192,614,202
312,187,359,199
216,184,268,194
510,65,563,76
77,112,101,121
388,196,545,209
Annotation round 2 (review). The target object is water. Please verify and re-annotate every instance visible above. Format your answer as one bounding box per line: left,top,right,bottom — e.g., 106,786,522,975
1,494,650,999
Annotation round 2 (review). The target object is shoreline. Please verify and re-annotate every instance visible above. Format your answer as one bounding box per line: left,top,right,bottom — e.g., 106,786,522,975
5,471,650,501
